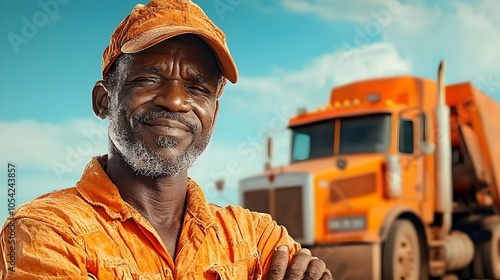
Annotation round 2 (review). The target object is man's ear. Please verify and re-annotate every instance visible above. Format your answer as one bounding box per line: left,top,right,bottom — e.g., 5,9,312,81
207,100,220,133
216,78,227,98
211,78,224,127
92,80,110,119
212,100,220,127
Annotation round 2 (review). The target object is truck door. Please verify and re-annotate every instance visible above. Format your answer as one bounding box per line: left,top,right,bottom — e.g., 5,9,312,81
398,111,424,203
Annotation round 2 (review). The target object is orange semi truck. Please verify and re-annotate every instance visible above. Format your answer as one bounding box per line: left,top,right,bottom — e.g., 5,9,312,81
239,62,500,279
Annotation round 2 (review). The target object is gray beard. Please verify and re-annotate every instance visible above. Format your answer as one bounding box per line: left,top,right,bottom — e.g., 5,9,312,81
109,110,210,178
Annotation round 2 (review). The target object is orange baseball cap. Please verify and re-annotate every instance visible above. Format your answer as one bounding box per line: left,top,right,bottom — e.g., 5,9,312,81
102,0,238,83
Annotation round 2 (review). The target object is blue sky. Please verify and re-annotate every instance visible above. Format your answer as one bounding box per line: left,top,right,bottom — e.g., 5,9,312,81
1,0,499,223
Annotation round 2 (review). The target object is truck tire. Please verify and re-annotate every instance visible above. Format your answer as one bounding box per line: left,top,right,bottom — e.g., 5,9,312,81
382,219,423,280
483,224,500,279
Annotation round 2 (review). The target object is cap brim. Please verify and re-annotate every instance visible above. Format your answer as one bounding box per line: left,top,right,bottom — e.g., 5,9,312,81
121,26,238,83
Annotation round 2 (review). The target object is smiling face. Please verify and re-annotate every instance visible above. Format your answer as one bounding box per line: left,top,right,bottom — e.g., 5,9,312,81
102,35,224,177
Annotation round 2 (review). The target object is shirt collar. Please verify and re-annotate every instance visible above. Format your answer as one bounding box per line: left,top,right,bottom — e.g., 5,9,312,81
76,155,132,221
185,178,216,229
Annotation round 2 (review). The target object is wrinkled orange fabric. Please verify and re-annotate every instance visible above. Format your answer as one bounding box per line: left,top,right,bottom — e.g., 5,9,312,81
0,156,299,279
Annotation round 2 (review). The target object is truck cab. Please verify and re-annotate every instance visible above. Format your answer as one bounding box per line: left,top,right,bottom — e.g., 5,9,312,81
239,72,500,279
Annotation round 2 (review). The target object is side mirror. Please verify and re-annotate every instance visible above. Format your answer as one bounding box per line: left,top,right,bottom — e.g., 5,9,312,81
420,141,435,155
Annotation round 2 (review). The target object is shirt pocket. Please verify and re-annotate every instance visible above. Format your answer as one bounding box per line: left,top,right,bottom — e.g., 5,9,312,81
201,259,263,280
88,261,164,280
76,230,140,279
87,261,134,280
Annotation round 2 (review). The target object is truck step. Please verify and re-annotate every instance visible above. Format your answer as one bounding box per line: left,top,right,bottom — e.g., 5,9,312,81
429,239,445,248
429,240,446,276
430,260,447,277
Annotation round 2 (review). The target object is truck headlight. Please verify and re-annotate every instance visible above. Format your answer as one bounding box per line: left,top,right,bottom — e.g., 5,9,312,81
328,216,366,231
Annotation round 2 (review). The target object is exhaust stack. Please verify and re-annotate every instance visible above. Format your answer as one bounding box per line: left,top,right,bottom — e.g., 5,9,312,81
435,60,452,238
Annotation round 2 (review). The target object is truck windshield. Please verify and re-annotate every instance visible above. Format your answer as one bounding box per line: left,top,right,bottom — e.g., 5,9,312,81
339,114,391,154
291,113,391,161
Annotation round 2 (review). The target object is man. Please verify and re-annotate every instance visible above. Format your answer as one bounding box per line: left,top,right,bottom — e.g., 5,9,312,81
0,1,332,279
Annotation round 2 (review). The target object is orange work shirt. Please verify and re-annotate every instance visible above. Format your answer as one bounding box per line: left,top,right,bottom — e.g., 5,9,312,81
0,156,299,279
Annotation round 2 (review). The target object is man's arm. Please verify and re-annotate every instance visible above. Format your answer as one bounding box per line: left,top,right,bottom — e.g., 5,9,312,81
0,217,89,279
268,246,333,280
252,212,332,279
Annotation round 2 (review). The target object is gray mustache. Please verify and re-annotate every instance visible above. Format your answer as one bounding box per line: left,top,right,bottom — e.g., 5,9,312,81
135,111,199,135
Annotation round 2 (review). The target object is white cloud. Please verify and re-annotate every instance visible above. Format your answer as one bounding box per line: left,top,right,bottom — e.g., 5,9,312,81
277,0,500,98
0,119,109,222
233,42,411,115
386,1,500,66
384,1,500,99
0,119,108,171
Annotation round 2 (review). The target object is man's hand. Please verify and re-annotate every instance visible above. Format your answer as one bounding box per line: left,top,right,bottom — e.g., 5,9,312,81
267,246,333,280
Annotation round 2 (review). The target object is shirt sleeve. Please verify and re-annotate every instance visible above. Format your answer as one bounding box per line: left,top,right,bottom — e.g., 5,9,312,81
252,212,302,277
0,216,89,279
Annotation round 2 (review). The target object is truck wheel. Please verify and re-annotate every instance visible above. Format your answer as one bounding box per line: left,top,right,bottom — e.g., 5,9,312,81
382,219,422,280
483,224,500,278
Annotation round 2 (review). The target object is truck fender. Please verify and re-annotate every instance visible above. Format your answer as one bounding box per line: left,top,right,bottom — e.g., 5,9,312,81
378,206,425,242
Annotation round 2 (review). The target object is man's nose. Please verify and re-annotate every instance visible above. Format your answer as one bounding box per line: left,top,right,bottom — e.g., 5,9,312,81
152,81,192,112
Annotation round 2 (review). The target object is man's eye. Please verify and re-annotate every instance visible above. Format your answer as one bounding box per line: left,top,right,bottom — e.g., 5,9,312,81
185,84,209,94
131,77,159,85
134,77,159,84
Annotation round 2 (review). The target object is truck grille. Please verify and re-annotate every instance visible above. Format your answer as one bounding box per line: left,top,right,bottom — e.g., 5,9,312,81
243,189,269,213
243,186,304,240
329,173,376,202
